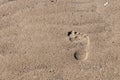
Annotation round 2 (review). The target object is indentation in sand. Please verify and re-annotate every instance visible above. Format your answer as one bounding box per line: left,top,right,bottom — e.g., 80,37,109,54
68,31,90,61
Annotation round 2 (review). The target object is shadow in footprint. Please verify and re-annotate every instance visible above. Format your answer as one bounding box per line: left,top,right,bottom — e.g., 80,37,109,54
74,49,87,61
49,0,57,4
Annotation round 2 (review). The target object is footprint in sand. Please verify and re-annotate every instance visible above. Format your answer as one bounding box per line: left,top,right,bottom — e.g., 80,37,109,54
68,31,90,61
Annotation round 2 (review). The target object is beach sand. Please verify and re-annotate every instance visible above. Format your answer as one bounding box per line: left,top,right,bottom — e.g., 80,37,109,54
0,0,120,80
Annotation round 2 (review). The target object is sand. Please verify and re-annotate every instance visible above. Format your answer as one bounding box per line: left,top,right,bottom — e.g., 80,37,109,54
0,0,120,80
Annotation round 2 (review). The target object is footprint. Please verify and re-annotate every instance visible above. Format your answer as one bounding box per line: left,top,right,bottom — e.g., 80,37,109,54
68,31,90,61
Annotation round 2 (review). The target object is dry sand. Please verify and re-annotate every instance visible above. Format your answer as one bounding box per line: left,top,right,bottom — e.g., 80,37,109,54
0,0,120,80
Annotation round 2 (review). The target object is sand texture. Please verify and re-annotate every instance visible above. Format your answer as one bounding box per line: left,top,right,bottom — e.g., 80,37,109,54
0,0,120,80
